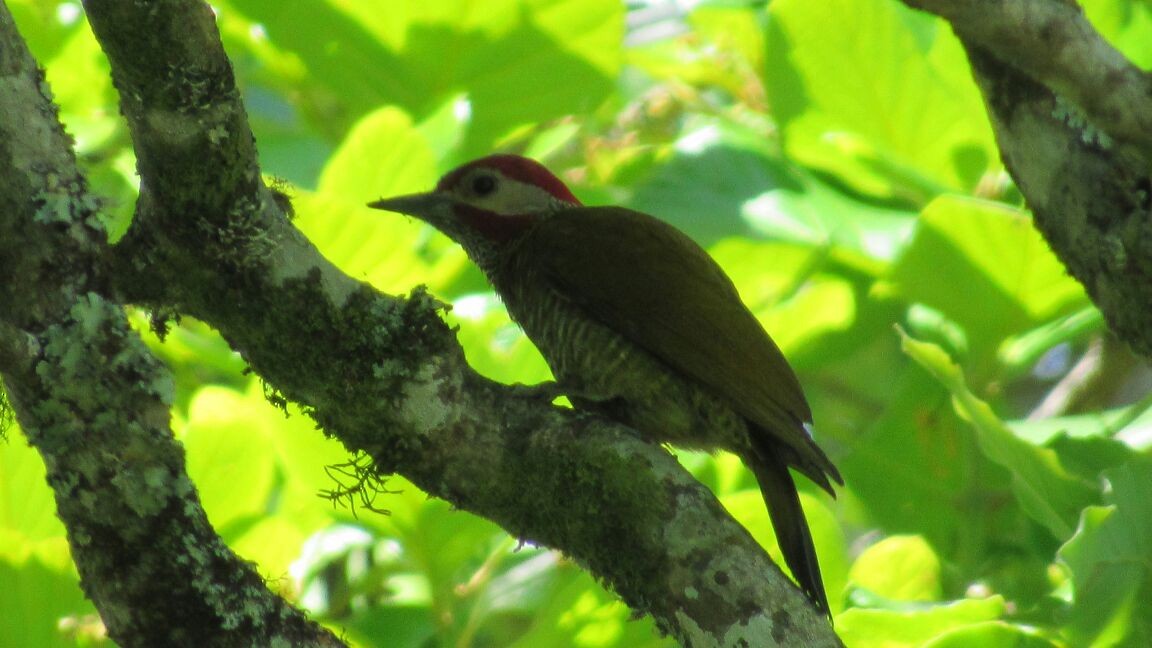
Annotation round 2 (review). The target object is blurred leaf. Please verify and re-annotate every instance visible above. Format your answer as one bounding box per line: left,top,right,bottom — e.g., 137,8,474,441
0,435,65,543
43,21,118,155
924,621,1059,648
8,0,85,60
1081,0,1152,69
298,105,472,294
318,105,437,199
0,433,92,646
507,566,671,648
741,169,916,271
130,314,250,413
1058,457,1152,647
836,596,1006,647
625,127,783,245
181,386,279,530
997,307,1104,378
232,515,316,582
624,117,916,270
448,294,553,385
711,239,857,353
689,5,765,73
850,535,942,602
223,0,622,155
834,360,980,559
886,196,1087,361
183,382,347,573
764,0,997,201
900,331,1099,540
0,553,95,648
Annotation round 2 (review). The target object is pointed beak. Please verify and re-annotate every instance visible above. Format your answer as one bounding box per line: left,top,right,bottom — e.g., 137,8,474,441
367,192,449,219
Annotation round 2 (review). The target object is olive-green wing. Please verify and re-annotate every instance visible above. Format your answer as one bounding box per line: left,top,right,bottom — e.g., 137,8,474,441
527,208,839,489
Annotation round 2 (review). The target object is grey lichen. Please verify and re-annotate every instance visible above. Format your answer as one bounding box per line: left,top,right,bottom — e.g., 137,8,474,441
396,359,454,431
214,194,276,272
29,292,172,457
111,464,171,517
30,168,101,227
1051,95,1114,149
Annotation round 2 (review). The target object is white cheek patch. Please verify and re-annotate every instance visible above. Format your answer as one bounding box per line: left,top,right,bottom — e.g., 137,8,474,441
482,178,566,215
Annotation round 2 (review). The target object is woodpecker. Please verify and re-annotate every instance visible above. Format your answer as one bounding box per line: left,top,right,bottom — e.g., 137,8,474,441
369,154,842,614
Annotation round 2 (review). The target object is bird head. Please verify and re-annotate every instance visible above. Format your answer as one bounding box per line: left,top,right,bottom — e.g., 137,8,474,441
369,155,581,264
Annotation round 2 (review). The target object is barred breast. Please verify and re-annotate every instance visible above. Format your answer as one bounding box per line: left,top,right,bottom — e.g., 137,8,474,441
489,252,751,454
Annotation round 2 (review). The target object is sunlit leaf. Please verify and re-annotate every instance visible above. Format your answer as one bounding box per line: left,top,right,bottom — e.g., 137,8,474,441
886,196,1087,358
850,535,942,602
181,386,279,530
764,0,997,201
836,596,1006,647
222,0,622,155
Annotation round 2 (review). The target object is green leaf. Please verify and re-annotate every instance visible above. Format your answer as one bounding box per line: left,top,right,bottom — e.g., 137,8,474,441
924,621,1059,648
849,535,942,602
1081,0,1152,69
448,294,553,385
836,596,1006,647
230,515,314,579
0,434,65,543
900,331,1098,540
886,196,1087,357
505,564,671,648
0,439,91,646
0,553,95,648
997,307,1104,377
833,359,981,560
43,23,119,155
298,105,474,294
764,0,997,201
741,168,917,271
223,0,622,154
624,118,917,269
318,105,438,199
711,239,857,353
1058,457,1152,647
181,386,279,530
8,0,85,61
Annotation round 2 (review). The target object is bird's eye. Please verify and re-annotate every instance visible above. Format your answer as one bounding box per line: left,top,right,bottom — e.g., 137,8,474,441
471,173,497,197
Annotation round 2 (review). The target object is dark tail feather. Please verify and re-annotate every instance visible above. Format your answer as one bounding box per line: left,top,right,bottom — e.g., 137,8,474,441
751,453,830,617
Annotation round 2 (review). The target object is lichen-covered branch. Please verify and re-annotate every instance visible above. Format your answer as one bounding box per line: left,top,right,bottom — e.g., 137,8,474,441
900,0,1152,358
902,0,1152,156
0,4,342,647
0,0,846,645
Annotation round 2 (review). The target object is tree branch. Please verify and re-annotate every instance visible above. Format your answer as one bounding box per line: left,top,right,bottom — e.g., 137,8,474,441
900,0,1152,358
0,4,342,647
42,1,844,645
903,0,1152,156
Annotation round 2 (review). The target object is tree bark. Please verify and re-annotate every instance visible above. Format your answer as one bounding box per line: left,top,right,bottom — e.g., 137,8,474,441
900,0,1152,358
0,1,841,646
0,3,343,647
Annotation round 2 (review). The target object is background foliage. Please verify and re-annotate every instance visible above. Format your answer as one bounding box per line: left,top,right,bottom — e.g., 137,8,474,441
4,0,1152,646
